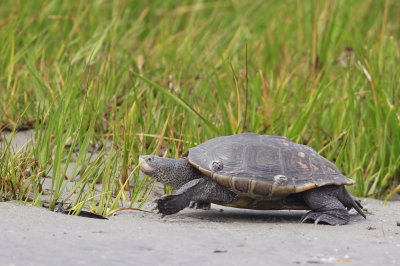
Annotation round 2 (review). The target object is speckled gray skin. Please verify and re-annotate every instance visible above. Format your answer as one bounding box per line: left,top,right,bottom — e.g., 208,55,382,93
139,156,203,189
139,155,365,225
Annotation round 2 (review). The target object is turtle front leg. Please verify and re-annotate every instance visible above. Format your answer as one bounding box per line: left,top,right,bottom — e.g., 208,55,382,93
157,178,235,215
189,201,211,210
301,185,357,225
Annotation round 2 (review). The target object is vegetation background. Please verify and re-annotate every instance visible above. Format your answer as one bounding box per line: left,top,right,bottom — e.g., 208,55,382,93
1,0,399,215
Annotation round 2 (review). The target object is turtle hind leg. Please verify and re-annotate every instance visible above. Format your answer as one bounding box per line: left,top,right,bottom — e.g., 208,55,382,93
157,178,235,215
301,185,356,225
301,209,350,225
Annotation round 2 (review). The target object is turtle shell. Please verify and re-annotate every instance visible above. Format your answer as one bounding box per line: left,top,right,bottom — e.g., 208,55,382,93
188,133,354,200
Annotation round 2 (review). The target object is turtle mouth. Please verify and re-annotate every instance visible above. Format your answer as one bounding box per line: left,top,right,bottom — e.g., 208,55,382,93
139,156,155,175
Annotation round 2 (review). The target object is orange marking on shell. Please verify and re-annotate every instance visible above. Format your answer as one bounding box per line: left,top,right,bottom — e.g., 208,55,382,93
297,161,309,170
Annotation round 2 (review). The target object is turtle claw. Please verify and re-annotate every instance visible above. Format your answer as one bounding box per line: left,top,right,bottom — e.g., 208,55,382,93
314,217,322,225
157,195,190,215
300,215,310,224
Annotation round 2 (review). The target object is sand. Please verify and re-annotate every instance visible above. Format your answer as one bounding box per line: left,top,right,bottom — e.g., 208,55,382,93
0,199,399,266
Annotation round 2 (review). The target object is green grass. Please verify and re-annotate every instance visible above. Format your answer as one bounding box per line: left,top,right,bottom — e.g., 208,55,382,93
1,0,399,213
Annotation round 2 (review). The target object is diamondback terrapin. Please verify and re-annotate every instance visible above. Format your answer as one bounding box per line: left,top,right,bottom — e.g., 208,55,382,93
139,133,365,225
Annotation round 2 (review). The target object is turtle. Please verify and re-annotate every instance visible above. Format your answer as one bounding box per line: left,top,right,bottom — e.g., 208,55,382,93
139,133,366,225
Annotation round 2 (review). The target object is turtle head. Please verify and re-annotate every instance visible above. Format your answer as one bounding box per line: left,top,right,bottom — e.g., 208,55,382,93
139,155,200,188
139,155,160,177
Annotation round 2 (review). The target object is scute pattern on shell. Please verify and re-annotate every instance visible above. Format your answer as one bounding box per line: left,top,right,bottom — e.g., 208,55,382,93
188,133,354,199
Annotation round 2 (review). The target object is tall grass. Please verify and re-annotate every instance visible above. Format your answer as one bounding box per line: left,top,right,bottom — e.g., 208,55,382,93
1,0,399,212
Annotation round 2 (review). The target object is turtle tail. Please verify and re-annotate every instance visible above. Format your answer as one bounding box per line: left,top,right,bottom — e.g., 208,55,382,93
341,186,366,219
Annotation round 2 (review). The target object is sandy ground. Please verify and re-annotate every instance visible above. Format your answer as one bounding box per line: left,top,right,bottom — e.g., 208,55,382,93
0,199,399,266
